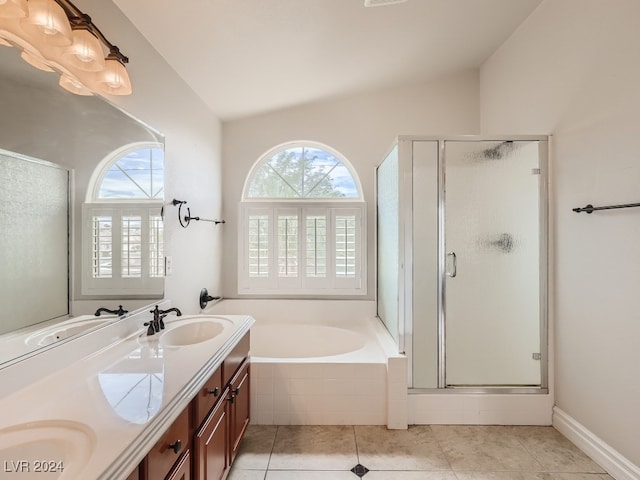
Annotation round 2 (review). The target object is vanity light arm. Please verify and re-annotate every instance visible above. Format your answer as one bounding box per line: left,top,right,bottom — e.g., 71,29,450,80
55,0,129,63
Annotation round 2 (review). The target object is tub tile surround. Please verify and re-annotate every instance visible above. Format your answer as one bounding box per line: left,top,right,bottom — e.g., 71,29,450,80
228,425,613,480
0,305,254,479
252,362,388,426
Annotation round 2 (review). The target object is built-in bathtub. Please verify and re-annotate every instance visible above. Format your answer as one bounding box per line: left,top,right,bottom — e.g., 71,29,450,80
249,320,395,426
207,299,408,428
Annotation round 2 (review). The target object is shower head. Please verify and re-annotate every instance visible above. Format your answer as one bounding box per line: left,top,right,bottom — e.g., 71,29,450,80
482,141,514,160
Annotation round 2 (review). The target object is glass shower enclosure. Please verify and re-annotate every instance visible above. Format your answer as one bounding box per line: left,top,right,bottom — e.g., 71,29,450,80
376,135,548,391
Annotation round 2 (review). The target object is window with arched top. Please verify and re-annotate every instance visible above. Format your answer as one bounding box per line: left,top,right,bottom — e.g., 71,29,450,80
82,143,165,297
244,143,362,200
240,141,366,295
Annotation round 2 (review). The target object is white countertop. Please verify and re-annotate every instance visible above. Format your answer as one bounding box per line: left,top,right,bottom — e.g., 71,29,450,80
0,309,254,480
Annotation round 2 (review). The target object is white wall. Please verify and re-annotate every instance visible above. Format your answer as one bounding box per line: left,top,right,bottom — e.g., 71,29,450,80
221,70,480,298
69,0,223,315
481,0,640,467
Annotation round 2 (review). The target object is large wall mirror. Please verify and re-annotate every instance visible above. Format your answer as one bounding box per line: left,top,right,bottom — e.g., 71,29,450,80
0,45,165,367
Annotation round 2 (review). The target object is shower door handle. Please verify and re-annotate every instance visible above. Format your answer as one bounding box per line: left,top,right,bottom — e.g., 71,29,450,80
446,252,457,278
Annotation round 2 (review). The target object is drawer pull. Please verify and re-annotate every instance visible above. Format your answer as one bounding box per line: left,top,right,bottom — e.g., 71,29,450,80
207,387,220,397
168,439,182,454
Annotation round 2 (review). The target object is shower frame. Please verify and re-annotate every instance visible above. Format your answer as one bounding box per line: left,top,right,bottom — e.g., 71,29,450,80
388,134,549,394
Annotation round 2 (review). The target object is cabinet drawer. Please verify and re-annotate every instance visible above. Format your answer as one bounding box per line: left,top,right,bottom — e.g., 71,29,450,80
222,332,250,386
145,408,190,480
192,365,223,429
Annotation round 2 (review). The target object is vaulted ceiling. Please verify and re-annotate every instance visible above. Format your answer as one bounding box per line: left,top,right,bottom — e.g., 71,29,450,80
114,0,542,121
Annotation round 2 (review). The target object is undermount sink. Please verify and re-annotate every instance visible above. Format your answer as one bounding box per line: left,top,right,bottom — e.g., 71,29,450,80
25,318,111,347
159,317,232,347
0,420,95,479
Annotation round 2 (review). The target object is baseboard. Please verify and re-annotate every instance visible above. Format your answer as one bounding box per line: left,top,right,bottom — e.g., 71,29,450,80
553,406,640,480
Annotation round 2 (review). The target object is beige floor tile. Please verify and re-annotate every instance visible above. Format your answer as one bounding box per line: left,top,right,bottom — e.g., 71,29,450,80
455,473,554,480
365,472,457,479
268,425,358,470
430,425,543,472
355,425,451,471
265,470,356,479
234,425,278,470
549,474,614,480
509,427,606,474
227,468,267,480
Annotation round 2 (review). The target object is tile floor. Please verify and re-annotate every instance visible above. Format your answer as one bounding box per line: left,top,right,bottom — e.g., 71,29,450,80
228,425,613,480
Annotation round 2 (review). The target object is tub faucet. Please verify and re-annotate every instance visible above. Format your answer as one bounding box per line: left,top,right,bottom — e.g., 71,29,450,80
95,305,128,316
145,305,182,336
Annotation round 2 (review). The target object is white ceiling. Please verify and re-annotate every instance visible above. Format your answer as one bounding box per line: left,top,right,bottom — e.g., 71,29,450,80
113,0,542,121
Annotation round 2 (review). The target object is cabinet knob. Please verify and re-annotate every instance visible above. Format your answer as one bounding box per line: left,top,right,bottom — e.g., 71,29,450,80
228,394,235,404
232,387,240,395
207,387,219,397
168,439,182,454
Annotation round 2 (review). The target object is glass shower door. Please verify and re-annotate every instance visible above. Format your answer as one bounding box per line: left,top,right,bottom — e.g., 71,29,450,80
444,140,543,386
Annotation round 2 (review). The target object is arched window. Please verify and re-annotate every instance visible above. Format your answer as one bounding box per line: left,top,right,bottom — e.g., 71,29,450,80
82,143,164,297
240,141,366,295
244,143,361,199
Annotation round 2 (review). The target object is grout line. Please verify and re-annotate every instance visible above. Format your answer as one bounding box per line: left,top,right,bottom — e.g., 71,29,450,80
509,425,547,472
265,425,278,474
429,424,455,473
352,424,360,465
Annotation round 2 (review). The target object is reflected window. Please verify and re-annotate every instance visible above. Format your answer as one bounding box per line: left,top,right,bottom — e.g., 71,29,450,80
82,143,164,297
98,345,164,424
98,146,164,199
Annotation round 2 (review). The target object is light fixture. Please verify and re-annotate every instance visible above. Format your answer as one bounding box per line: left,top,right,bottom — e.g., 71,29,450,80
98,47,131,95
63,15,104,71
21,0,73,46
59,72,92,95
0,0,131,95
21,48,54,72
0,0,28,18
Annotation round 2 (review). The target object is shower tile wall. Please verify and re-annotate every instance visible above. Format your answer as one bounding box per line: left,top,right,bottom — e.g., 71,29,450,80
250,363,387,425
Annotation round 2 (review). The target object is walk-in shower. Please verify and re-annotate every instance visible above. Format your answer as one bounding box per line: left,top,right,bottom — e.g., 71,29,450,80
377,135,548,393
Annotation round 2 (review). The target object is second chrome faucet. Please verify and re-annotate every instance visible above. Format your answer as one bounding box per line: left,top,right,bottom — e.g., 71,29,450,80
145,305,182,336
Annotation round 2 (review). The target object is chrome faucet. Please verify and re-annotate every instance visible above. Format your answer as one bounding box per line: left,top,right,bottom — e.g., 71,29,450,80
94,305,128,316
145,305,182,336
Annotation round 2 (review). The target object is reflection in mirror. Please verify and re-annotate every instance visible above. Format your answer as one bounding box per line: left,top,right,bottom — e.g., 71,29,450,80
97,344,164,424
0,44,165,367
0,150,69,335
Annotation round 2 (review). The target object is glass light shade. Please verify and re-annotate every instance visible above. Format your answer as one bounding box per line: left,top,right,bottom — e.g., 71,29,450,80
64,27,105,72
20,49,54,72
20,0,72,46
98,56,132,95
59,73,93,96
0,0,28,18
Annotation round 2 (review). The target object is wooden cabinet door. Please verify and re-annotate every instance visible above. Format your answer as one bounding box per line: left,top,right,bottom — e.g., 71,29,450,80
144,408,190,480
192,365,223,435
194,388,229,480
229,361,250,463
166,450,190,480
